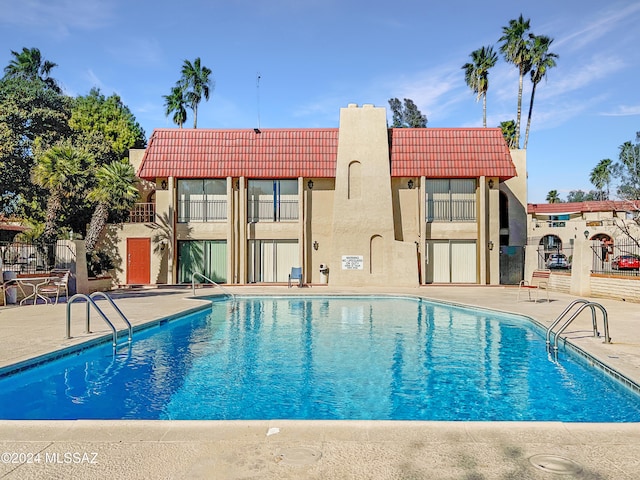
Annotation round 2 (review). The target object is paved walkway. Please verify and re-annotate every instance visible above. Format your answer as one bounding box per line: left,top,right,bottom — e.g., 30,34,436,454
1,285,639,479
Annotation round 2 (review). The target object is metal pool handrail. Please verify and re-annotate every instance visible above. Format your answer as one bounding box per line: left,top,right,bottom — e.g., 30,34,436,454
66,293,132,347
90,291,132,342
191,272,236,302
546,299,610,352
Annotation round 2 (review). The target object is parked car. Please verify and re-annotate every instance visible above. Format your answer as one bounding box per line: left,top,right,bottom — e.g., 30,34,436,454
611,255,640,270
546,253,569,269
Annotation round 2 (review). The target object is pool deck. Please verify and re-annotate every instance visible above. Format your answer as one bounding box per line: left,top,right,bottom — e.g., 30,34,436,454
1,285,639,479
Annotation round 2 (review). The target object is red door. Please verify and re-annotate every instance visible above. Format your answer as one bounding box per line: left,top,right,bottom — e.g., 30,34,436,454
127,238,151,284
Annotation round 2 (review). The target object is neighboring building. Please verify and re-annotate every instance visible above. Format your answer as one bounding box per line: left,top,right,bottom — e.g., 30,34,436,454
528,200,640,267
107,104,526,287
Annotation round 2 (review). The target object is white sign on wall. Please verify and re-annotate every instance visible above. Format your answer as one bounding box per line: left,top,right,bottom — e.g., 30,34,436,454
341,255,364,270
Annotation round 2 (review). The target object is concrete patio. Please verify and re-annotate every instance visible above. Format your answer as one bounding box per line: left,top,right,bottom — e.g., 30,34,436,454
1,285,639,479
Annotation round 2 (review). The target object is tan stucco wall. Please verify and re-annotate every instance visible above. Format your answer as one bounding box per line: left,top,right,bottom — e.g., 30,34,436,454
502,149,527,247
327,104,418,287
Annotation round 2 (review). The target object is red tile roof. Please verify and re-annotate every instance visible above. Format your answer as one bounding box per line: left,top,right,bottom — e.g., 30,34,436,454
389,128,516,178
137,127,516,180
528,200,640,214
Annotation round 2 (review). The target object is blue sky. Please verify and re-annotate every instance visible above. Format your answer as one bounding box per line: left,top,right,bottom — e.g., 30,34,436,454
1,0,639,203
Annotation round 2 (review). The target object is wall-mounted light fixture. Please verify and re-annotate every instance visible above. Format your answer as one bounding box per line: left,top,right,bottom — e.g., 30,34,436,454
488,179,494,189
584,230,589,239
488,240,494,251
160,238,169,251
308,179,314,189
160,179,167,190
235,180,239,189
313,241,319,251
408,179,414,189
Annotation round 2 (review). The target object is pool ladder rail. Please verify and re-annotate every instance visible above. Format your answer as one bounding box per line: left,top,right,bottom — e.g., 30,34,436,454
546,299,610,352
191,272,236,304
66,292,133,348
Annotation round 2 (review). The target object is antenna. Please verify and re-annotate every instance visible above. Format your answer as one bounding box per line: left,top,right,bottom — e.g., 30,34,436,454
256,72,261,130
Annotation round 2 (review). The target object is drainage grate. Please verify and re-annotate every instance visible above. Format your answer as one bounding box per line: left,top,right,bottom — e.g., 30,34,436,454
275,447,322,466
529,454,583,475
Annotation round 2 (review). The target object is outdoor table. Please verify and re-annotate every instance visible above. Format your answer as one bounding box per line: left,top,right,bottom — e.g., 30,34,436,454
16,276,56,305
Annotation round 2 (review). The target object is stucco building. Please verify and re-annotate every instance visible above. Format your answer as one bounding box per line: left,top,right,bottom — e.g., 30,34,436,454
108,104,526,287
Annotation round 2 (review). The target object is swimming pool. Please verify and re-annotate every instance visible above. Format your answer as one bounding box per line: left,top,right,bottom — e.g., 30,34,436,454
1,296,639,421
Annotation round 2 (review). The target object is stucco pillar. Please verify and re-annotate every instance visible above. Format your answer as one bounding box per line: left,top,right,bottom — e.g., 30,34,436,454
570,237,592,297
479,176,487,285
238,177,247,284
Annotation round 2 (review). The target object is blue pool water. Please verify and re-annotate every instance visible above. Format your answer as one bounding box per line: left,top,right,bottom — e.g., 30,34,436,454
1,296,639,421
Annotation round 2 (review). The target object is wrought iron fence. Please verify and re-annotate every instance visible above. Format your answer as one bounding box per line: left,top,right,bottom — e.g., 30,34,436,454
537,245,573,271
0,241,74,274
591,239,640,277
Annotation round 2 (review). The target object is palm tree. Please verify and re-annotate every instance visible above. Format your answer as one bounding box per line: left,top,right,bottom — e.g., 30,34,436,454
85,160,139,254
163,85,188,128
499,15,532,149
546,190,561,203
589,158,613,200
462,46,498,127
31,145,91,245
499,120,518,149
3,47,60,92
179,57,213,128
523,35,558,149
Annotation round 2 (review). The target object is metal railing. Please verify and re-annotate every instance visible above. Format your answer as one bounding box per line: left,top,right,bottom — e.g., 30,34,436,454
1,241,73,274
248,199,299,222
426,199,476,222
191,271,236,302
178,199,227,222
590,239,640,277
546,299,610,352
66,292,132,348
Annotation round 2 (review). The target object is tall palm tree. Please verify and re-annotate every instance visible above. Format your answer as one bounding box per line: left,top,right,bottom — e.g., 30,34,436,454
4,47,60,92
179,57,213,128
589,158,613,200
523,35,558,149
163,85,188,128
462,45,498,127
85,160,139,254
499,15,532,149
546,190,561,203
31,145,91,245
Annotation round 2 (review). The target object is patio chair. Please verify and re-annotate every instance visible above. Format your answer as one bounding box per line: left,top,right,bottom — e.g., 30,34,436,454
1,279,17,306
37,270,70,305
517,269,551,302
288,267,303,288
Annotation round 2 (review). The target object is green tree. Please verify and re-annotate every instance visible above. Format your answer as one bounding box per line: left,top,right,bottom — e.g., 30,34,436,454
613,136,640,200
523,35,558,149
462,45,498,127
3,47,60,92
70,88,146,161
85,160,139,254
163,85,188,128
499,15,532,149
499,120,518,149
179,57,213,128
589,158,613,200
566,190,597,202
388,98,427,128
546,190,561,203
31,145,92,244
0,76,71,215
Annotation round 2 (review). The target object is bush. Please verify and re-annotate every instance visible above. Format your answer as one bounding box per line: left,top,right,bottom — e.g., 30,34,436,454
86,251,114,278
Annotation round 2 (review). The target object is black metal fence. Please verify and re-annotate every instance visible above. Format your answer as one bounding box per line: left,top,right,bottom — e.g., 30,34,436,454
537,245,573,271
0,241,75,275
591,239,640,277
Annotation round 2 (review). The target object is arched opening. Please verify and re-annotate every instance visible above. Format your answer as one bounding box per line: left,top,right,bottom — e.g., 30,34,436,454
348,161,361,199
370,235,383,274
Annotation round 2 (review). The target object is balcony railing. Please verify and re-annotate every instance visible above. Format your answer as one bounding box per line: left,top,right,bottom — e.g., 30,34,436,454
426,199,476,222
534,220,567,228
178,200,227,222
248,199,299,222
128,203,156,223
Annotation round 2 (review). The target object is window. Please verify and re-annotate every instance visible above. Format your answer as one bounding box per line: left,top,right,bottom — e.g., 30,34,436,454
248,180,298,222
177,179,227,222
247,240,299,282
177,240,227,283
425,179,476,222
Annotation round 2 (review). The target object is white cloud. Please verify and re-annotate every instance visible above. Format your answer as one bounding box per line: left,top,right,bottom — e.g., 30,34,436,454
600,105,640,117
0,0,115,36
